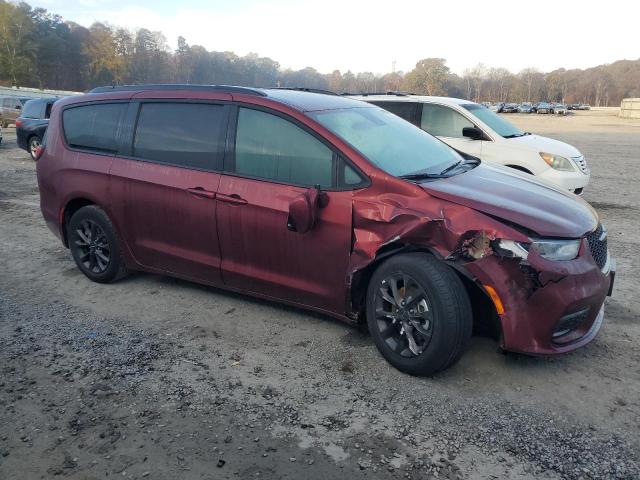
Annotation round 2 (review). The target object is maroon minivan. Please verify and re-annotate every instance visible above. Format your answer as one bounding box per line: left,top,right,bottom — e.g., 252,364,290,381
36,85,614,375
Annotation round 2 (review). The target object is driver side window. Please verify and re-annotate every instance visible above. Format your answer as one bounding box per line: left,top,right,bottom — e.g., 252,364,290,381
420,104,474,138
235,107,334,188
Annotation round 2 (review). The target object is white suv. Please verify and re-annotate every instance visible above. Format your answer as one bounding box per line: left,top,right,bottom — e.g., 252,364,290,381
348,94,590,193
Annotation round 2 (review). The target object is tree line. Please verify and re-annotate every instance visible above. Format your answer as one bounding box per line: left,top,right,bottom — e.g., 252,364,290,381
1,1,638,105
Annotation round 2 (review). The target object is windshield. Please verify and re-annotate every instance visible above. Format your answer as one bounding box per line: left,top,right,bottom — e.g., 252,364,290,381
463,103,524,138
308,107,463,177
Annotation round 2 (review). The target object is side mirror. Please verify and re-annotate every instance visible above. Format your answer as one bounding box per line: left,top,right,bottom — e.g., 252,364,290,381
462,126,484,140
287,186,328,234
15,105,21,110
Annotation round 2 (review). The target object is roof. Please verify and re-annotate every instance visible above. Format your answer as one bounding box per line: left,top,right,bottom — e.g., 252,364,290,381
88,84,371,112
347,94,476,106
261,88,369,112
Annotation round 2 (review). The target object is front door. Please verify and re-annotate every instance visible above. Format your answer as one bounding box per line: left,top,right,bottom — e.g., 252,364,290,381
216,106,353,312
110,100,229,284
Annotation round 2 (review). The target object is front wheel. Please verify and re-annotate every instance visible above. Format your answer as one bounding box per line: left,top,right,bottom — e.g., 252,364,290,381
366,253,472,376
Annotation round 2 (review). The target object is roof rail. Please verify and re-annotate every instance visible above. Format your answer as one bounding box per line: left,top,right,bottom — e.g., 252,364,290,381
89,84,267,96
341,91,411,97
270,87,338,96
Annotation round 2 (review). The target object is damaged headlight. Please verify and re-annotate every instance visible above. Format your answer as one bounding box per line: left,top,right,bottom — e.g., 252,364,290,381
539,152,575,172
530,239,581,261
497,238,580,261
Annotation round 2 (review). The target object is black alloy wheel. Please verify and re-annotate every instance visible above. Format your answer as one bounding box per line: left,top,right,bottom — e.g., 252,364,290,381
68,205,128,283
73,219,111,274
374,273,434,357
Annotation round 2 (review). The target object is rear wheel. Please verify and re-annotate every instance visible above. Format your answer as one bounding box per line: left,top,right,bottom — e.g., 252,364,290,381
366,253,472,376
68,206,128,283
28,135,41,160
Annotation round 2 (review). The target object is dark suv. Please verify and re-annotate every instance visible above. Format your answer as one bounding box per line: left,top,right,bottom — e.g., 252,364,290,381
35,85,614,376
16,97,58,159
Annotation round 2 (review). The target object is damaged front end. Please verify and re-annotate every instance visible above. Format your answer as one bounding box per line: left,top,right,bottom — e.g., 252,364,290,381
346,172,613,356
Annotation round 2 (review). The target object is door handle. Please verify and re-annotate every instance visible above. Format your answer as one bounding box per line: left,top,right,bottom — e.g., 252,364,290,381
186,187,216,199
217,193,247,205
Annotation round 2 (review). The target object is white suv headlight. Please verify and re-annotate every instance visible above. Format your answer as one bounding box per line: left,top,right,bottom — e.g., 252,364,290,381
539,152,575,172
529,239,580,261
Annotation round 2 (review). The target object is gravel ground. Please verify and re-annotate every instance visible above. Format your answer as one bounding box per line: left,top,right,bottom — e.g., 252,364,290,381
1,110,639,479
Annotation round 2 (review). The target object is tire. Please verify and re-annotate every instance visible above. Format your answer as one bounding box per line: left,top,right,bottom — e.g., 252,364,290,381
67,205,128,283
366,253,472,376
28,135,41,160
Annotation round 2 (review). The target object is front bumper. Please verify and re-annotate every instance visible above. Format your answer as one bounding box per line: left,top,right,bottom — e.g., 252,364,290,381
465,243,614,355
538,167,590,192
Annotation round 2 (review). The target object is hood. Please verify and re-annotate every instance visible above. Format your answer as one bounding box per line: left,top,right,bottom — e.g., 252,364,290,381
505,134,582,158
420,164,598,238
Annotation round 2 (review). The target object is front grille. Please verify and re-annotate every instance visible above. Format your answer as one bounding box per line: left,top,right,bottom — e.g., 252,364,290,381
572,155,590,174
586,224,608,270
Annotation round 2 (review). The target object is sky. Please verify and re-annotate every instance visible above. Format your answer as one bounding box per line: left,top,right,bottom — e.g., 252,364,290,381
29,0,640,75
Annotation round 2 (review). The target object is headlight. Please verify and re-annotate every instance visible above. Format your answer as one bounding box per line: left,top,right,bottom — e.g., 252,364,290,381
530,239,580,261
539,152,575,172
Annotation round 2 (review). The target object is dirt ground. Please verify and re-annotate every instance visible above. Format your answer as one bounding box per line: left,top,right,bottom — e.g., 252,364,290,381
0,110,639,479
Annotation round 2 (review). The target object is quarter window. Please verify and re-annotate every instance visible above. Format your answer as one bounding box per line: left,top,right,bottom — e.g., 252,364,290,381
420,104,474,138
63,103,126,153
133,103,227,170
343,162,364,186
235,108,334,188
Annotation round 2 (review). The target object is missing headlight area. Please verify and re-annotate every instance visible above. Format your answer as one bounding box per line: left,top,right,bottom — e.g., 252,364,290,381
449,230,497,260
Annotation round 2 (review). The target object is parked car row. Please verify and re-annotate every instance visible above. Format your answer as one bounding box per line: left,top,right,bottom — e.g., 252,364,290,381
33,84,613,377
488,101,590,114
568,103,591,110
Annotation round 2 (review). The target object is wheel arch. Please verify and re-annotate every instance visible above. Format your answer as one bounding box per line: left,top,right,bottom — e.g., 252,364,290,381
349,241,502,341
60,197,96,247
27,133,41,143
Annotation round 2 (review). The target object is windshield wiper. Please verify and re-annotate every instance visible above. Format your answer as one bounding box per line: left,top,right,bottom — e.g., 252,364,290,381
399,172,444,181
438,160,463,176
400,159,471,182
503,132,531,138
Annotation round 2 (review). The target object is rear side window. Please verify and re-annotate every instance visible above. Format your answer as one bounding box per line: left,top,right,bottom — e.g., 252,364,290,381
133,103,227,171
420,104,474,138
235,108,334,188
372,101,418,124
21,100,43,119
63,103,126,153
